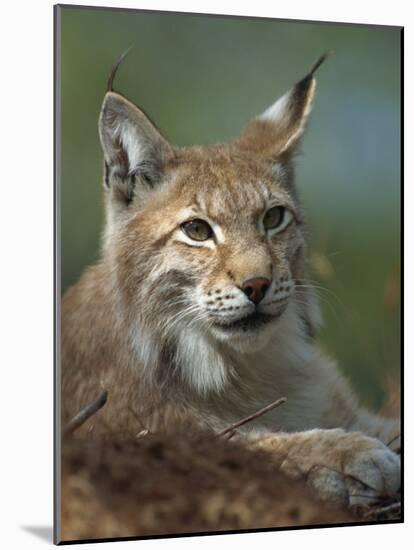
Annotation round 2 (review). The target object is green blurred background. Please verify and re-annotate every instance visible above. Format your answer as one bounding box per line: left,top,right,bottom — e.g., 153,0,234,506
59,6,401,410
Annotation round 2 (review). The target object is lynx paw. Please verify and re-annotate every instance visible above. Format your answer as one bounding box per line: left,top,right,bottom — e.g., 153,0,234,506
306,443,400,506
253,429,400,507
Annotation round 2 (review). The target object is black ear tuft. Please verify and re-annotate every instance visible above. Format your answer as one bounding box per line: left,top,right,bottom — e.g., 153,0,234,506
107,47,133,93
309,51,331,77
238,53,330,159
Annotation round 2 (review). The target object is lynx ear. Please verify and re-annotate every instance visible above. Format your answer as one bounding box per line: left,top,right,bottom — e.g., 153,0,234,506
238,54,328,159
99,91,173,206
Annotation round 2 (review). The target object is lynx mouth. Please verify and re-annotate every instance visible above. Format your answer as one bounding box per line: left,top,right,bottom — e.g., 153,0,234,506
212,310,282,332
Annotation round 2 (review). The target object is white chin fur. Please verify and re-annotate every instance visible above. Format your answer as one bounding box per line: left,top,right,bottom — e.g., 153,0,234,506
210,319,277,353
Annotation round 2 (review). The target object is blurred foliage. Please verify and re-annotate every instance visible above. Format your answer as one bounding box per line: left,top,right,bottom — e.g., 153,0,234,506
58,6,401,410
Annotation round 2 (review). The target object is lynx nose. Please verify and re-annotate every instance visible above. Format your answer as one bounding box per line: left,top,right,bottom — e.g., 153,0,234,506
241,277,270,305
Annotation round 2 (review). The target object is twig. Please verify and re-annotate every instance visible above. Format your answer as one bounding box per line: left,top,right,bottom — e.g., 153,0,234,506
386,434,401,449
217,397,287,438
63,391,108,438
225,430,237,441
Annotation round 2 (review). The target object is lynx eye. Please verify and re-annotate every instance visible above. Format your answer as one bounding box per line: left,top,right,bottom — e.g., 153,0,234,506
181,219,214,242
263,206,292,232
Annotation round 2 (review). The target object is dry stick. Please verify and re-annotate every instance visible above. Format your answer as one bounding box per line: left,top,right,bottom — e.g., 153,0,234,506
63,390,108,438
386,433,401,449
217,397,287,438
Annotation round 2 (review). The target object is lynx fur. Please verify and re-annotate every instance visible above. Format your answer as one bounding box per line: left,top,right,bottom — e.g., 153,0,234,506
62,54,400,506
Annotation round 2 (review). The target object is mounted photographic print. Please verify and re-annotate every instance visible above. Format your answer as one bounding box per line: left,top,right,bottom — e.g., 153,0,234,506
54,4,403,544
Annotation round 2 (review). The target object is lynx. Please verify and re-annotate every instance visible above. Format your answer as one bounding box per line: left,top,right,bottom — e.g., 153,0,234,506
62,53,400,507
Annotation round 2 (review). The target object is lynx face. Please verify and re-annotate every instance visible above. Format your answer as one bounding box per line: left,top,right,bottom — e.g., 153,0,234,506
116,149,304,349
98,55,325,386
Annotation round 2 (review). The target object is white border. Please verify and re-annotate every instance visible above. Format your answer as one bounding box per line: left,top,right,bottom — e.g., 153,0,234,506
0,1,410,548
